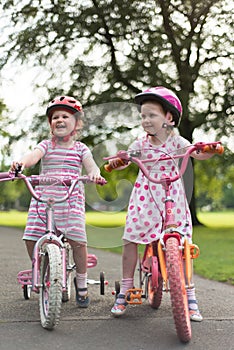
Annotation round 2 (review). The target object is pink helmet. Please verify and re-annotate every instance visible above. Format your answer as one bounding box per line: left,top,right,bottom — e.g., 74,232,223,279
135,86,182,126
46,96,83,123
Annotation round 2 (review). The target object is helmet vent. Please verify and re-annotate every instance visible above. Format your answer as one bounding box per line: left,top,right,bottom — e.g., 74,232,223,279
46,95,83,119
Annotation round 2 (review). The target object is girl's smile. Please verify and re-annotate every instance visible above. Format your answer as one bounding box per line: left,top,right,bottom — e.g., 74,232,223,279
51,110,76,138
141,102,173,143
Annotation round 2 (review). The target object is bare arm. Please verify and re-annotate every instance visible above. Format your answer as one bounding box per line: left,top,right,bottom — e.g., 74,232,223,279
83,155,103,181
10,148,44,171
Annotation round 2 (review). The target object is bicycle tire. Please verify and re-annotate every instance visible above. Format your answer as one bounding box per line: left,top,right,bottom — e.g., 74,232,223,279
62,242,73,302
115,280,120,298
138,254,143,290
23,284,31,300
100,271,105,295
39,243,62,330
147,256,163,309
165,236,191,343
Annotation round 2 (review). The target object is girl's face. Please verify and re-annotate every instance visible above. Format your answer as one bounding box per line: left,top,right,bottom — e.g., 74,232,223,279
50,109,77,138
141,101,173,136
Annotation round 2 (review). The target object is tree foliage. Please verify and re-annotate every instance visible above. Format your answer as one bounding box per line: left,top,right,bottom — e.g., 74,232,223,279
1,0,233,142
195,149,234,210
0,0,233,220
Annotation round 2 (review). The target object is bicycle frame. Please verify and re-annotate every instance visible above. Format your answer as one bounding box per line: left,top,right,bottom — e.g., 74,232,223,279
104,141,223,343
104,141,222,289
0,171,107,328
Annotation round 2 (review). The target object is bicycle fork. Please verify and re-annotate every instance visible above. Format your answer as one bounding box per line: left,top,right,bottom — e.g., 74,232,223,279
158,179,200,290
158,234,200,290
31,200,65,292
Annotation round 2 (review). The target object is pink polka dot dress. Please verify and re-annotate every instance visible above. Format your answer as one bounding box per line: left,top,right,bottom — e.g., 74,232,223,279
123,134,193,244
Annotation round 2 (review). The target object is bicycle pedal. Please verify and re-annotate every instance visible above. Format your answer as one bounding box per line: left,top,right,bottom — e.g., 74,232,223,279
87,254,98,268
17,269,32,285
125,288,143,304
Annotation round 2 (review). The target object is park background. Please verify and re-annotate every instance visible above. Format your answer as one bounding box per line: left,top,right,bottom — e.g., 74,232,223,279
0,1,233,285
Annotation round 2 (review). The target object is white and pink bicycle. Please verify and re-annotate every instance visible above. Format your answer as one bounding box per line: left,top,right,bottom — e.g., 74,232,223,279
0,170,107,330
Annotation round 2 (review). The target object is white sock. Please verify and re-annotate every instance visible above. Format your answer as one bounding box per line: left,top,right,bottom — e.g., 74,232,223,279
187,287,198,310
76,272,88,296
116,278,134,304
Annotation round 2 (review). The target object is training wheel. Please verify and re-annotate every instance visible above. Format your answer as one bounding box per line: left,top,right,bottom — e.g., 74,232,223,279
114,280,120,299
100,271,105,295
23,284,31,300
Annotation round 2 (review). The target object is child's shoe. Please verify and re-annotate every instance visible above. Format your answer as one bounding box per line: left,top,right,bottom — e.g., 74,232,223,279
111,293,128,317
74,277,90,308
188,300,203,322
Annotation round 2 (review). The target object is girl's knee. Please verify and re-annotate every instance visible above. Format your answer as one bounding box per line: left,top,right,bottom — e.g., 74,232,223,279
68,239,87,249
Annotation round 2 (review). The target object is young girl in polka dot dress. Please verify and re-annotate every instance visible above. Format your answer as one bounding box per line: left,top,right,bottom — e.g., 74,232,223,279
109,86,217,321
124,134,192,245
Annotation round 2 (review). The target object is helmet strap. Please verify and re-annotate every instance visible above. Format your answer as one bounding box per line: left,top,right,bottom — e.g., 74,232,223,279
162,122,174,130
50,126,77,148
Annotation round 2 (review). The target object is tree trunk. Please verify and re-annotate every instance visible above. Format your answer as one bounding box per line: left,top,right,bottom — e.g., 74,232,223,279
179,117,203,226
189,192,203,226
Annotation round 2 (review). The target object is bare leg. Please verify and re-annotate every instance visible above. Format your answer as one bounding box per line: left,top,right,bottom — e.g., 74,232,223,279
68,239,89,304
25,240,36,260
183,260,203,321
68,240,87,274
122,240,138,278
111,240,138,315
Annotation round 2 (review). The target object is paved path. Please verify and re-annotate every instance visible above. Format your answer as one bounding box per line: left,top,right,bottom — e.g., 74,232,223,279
0,226,234,350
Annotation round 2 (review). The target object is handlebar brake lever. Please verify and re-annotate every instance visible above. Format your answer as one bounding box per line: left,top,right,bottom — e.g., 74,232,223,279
129,150,141,158
15,164,23,177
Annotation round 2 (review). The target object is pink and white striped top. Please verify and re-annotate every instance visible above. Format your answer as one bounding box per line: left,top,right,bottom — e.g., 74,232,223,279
23,139,91,242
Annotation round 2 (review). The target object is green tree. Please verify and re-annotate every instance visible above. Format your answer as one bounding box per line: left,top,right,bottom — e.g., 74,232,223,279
0,99,11,162
1,0,233,222
195,148,234,210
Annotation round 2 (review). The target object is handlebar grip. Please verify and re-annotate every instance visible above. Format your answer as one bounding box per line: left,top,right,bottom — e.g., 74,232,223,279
104,158,126,172
203,144,224,154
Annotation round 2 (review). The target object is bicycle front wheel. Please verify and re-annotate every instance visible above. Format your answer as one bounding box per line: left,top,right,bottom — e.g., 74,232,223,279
165,237,191,343
62,242,73,302
39,243,62,330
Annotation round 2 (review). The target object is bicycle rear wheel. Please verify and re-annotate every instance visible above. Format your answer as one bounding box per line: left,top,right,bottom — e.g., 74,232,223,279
146,256,163,309
39,243,62,330
143,244,163,309
165,237,191,343
100,271,105,295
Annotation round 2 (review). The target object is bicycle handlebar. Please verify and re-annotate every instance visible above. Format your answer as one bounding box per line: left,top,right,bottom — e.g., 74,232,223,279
103,141,224,184
0,173,107,203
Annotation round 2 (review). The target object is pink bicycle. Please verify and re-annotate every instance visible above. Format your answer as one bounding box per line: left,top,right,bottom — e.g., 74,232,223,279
0,170,107,330
104,141,224,343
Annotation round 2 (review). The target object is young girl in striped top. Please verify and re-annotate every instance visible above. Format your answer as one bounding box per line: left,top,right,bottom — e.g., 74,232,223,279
10,95,105,308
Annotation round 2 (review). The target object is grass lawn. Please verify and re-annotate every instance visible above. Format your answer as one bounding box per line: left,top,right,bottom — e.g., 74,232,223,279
193,226,234,285
0,210,28,229
0,210,234,285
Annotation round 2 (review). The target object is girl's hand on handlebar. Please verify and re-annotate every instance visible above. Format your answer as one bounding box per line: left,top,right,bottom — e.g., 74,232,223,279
192,142,224,160
88,173,107,185
202,143,224,155
10,161,24,174
104,158,129,173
